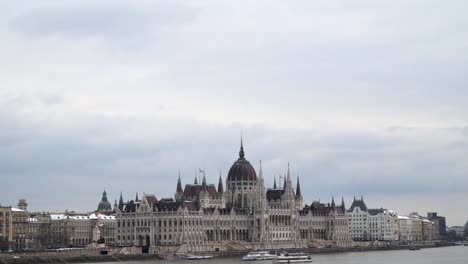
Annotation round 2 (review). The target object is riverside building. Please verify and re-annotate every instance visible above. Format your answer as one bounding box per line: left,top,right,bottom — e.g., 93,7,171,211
347,197,398,241
115,141,352,252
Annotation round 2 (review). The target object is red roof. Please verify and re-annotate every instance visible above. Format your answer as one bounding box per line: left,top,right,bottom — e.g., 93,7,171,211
183,184,218,199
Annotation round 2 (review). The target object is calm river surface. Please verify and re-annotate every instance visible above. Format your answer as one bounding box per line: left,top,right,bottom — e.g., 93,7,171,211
81,246,467,264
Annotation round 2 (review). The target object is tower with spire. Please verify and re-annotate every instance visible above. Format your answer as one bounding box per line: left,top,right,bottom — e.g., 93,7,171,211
176,172,184,202
282,163,295,207
253,160,268,242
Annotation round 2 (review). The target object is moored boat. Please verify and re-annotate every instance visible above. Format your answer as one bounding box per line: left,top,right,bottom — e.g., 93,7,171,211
409,246,421,250
242,251,277,261
185,254,213,260
272,252,312,263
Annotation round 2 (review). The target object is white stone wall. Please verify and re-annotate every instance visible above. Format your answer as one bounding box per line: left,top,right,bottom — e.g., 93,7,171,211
347,207,369,240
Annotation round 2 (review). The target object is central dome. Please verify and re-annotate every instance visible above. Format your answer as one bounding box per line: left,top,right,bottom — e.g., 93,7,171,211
227,139,257,181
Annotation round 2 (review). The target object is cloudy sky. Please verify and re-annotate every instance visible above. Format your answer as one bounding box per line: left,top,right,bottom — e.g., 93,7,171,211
1,1,467,226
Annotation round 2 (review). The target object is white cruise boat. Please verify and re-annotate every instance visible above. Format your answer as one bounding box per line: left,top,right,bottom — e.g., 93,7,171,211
272,252,312,263
242,251,277,261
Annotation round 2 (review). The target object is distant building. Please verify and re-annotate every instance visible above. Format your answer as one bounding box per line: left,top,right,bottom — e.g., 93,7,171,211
447,226,465,241
26,212,51,249
368,208,398,241
427,212,446,240
0,201,28,251
0,206,13,250
397,215,413,241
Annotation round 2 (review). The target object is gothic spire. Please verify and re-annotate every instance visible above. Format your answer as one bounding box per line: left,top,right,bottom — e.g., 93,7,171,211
239,135,245,159
259,160,263,179
273,177,277,189
202,174,207,190
218,171,224,193
331,196,335,208
283,173,287,191
296,176,302,198
194,171,198,185
341,196,345,209
176,172,183,193
135,192,139,202
118,192,124,211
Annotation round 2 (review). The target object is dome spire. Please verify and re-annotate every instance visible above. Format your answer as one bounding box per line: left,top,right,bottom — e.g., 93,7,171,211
239,135,245,159
102,190,108,201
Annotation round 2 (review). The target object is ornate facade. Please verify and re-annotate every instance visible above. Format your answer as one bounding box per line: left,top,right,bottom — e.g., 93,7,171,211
115,141,352,251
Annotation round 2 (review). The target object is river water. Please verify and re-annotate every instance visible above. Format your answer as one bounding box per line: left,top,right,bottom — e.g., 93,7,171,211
77,246,467,264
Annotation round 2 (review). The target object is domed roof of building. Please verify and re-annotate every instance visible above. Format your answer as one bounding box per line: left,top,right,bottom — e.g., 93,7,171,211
227,139,257,182
97,190,112,212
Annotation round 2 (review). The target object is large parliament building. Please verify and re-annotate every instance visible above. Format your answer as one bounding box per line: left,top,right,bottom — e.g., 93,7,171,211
115,141,352,252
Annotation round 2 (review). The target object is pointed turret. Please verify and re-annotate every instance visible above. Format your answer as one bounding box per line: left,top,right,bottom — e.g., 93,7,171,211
273,177,277,189
341,196,345,209
176,173,183,193
194,173,198,185
135,192,139,202
331,196,335,209
361,195,364,201
218,171,224,194
296,176,302,198
259,160,263,179
283,174,286,191
118,192,124,211
201,174,207,191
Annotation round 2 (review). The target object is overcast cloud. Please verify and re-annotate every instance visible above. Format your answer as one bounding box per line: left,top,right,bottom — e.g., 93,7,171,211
0,0,467,226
